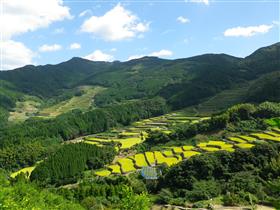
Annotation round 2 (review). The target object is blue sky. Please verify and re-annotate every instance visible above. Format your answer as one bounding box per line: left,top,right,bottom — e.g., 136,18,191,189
1,0,279,70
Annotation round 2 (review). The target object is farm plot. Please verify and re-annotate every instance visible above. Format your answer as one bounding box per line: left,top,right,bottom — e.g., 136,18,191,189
117,158,137,173
250,133,280,142
11,166,35,178
130,154,149,168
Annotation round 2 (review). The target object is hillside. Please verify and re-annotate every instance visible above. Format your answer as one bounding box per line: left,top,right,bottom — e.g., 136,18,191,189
0,42,279,125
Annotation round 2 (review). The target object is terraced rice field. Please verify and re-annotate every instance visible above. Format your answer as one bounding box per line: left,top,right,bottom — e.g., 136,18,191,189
84,112,208,149
117,158,137,173
80,113,280,178
10,166,35,178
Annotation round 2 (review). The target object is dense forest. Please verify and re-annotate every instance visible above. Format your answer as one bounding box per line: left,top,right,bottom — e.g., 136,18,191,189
30,143,116,186
158,143,280,208
0,97,168,171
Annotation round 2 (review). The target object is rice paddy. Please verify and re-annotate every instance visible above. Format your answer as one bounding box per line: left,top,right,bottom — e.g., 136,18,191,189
10,166,35,178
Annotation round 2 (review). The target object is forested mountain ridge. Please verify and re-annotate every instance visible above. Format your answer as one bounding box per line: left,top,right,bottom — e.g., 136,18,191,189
0,42,279,124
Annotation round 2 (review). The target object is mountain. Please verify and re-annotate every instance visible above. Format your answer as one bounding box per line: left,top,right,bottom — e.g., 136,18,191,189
0,42,279,123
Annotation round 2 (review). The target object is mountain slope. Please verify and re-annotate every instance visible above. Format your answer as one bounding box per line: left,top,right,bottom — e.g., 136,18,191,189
0,42,279,123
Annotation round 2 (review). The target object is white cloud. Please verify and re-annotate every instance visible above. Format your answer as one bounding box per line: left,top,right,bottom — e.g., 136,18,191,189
128,49,173,60
53,28,64,34
39,44,62,52
1,0,71,40
189,0,209,5
0,0,71,70
177,16,189,24
224,24,273,37
127,54,144,60
1,40,34,70
84,50,114,62
69,43,81,50
110,48,117,52
81,4,149,41
79,9,92,17
149,50,173,57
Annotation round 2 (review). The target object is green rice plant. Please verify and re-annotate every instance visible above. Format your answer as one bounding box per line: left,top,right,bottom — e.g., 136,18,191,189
84,141,102,146
182,145,195,151
235,143,255,149
107,164,121,174
250,133,280,142
145,152,155,166
220,144,234,149
172,147,184,154
182,151,200,159
164,157,181,166
175,154,183,161
200,147,220,152
131,154,149,168
120,132,140,136
117,158,137,173
84,137,109,141
154,151,166,164
163,150,174,157
272,127,280,133
238,135,256,141
116,137,142,149
197,142,208,147
162,130,172,134
11,166,35,178
264,131,280,137
207,141,226,146
95,169,111,177
221,148,235,152
228,137,246,143
154,151,179,166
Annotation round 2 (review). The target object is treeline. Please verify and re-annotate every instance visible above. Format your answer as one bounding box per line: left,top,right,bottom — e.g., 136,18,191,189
0,138,60,171
156,143,280,208
56,174,151,210
162,102,279,143
0,97,168,147
30,143,116,186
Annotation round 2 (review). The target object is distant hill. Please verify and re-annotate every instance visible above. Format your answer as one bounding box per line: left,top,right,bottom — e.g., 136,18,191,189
0,42,279,123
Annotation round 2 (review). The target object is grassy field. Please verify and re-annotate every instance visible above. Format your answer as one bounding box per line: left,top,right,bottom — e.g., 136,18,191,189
38,86,106,117
8,96,41,122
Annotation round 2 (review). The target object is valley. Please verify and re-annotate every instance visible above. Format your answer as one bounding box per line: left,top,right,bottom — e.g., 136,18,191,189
0,43,279,210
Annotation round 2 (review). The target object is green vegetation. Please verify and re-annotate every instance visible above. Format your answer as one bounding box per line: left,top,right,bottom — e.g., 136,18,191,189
0,43,279,209
158,143,280,208
38,86,106,117
0,170,84,210
30,143,116,186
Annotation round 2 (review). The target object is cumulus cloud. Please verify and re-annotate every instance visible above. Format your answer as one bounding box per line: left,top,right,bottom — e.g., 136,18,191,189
149,50,173,57
177,16,190,24
1,0,71,70
128,49,173,60
1,0,71,39
84,50,114,62
39,44,62,52
189,0,209,5
81,4,149,41
69,43,81,50
1,40,34,70
224,24,273,37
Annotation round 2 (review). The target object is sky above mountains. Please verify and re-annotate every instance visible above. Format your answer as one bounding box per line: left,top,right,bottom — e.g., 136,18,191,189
1,0,279,70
